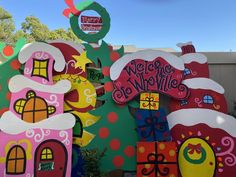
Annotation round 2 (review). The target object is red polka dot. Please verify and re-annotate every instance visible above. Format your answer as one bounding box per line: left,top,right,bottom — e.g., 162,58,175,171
113,156,124,168
110,139,120,150
99,127,109,139
124,146,135,157
0,108,8,116
107,112,118,123
110,52,120,62
102,66,110,77
0,85,2,91
3,46,14,56
6,92,11,101
104,82,114,92
11,60,21,70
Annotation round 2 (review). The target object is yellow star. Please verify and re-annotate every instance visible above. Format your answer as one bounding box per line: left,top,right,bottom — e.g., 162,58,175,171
73,51,92,72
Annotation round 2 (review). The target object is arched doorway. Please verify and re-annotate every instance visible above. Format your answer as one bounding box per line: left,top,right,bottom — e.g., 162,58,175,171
34,139,68,177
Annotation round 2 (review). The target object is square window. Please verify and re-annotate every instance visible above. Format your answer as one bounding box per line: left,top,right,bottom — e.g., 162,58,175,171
34,61,40,67
32,59,49,80
47,154,53,159
40,61,47,68
33,69,40,75
40,69,47,78
41,155,47,160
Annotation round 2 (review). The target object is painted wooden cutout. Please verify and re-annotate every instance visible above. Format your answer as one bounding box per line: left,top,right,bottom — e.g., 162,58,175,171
110,50,189,104
65,0,111,43
137,142,178,177
140,92,159,110
0,39,26,116
0,42,75,176
134,108,171,142
84,42,138,171
50,40,99,147
71,144,84,177
168,42,236,177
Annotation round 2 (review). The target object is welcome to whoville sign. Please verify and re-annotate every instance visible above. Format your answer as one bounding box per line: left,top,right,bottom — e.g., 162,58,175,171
110,50,189,104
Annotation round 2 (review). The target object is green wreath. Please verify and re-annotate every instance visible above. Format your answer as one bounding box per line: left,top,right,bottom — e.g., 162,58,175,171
70,0,111,43
183,146,207,164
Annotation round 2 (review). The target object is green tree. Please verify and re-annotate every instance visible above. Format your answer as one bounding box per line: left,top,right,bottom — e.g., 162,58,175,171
0,7,12,20
85,42,138,172
21,16,81,43
0,7,15,44
0,7,82,44
21,16,51,42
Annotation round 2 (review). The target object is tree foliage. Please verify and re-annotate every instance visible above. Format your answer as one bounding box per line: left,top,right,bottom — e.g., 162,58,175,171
0,7,15,44
0,6,81,45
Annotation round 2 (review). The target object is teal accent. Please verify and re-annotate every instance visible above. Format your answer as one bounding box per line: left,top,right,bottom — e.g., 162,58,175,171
183,146,207,164
0,38,26,61
76,0,94,11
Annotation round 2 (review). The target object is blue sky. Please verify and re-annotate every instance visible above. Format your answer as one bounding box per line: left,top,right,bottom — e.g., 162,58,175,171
1,0,236,51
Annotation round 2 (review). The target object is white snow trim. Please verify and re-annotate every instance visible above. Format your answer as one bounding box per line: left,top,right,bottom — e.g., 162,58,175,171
48,39,85,54
0,111,76,135
19,42,66,72
180,53,207,64
176,41,193,48
183,78,225,94
9,75,71,94
110,50,185,81
167,108,236,137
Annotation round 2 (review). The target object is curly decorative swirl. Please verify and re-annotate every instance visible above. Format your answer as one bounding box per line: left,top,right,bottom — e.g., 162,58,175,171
45,94,59,107
139,117,168,140
42,78,48,84
65,60,76,74
213,104,221,110
190,69,198,76
42,54,49,60
84,89,96,104
113,89,125,103
34,52,44,59
216,136,236,166
177,84,189,97
24,67,32,75
25,173,34,177
194,98,203,107
141,153,170,176
59,130,70,146
25,128,51,143
142,97,157,108
33,52,49,60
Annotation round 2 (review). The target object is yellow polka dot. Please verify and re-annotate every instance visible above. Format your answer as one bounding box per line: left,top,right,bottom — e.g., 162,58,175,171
170,174,176,177
139,146,145,153
159,143,165,150
145,164,151,169
219,163,224,167
169,150,176,157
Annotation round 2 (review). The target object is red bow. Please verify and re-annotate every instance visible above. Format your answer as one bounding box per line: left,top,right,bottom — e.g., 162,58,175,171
63,0,81,18
187,143,202,154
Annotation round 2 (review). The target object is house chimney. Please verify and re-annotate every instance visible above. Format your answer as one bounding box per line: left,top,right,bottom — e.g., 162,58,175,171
177,42,196,55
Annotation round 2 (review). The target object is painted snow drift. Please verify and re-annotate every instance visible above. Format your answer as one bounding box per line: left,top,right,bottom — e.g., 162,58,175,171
110,50,189,104
0,42,75,177
167,42,236,177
